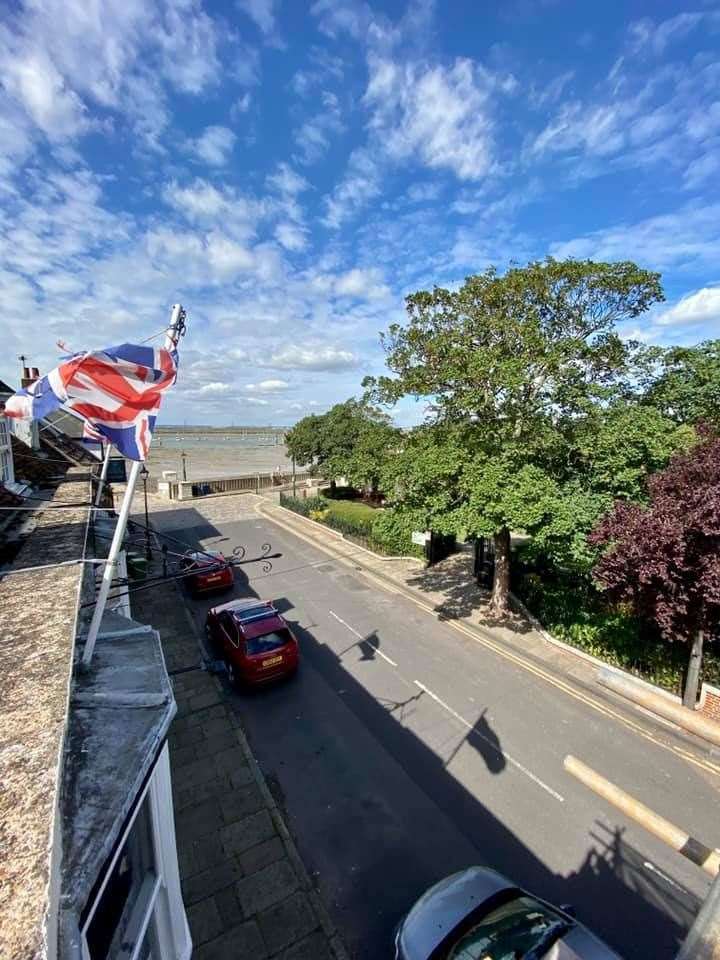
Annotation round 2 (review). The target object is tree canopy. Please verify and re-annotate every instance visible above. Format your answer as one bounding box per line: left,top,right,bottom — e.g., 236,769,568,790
366,257,665,612
590,429,720,705
643,339,720,427
286,399,399,494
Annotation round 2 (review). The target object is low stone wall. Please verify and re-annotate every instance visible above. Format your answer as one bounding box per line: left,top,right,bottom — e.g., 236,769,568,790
160,471,318,500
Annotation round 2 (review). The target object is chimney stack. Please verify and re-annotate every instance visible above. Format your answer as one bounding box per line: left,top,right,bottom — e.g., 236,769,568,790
19,357,39,389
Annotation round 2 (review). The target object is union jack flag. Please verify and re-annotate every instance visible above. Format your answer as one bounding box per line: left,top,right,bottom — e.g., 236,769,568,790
3,343,177,461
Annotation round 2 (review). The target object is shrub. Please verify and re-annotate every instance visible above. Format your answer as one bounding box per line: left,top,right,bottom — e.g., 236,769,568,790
371,508,425,559
512,553,720,693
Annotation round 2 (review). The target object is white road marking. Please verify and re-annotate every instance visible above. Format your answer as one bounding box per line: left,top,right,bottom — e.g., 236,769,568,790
328,610,398,667
643,860,685,892
413,680,565,803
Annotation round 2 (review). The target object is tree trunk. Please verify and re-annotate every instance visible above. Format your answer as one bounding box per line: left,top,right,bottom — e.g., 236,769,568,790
683,629,704,709
490,527,511,616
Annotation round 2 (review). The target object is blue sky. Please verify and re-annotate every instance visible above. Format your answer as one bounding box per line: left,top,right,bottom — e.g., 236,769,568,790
0,1,718,426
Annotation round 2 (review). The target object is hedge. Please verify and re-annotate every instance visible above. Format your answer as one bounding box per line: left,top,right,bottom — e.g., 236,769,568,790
279,493,424,559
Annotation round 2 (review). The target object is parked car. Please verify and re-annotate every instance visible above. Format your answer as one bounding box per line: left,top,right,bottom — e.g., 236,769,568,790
181,550,234,595
205,597,300,686
395,867,621,959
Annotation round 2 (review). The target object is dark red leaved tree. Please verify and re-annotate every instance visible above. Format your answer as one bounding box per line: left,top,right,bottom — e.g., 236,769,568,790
590,428,720,707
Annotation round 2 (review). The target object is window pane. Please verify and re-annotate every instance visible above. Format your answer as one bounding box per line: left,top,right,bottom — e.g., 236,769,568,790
446,896,566,959
245,630,291,656
85,795,156,960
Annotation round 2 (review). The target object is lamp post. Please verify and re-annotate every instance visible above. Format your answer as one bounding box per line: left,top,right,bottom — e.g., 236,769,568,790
141,465,152,561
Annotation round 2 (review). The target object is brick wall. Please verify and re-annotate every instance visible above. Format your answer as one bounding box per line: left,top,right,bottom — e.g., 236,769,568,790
700,686,720,721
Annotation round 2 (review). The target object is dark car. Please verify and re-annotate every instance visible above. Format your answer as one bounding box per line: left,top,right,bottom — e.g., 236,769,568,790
396,867,621,960
181,550,234,596
205,597,300,686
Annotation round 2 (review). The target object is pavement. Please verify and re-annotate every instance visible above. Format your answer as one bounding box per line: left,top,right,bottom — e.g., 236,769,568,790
130,551,348,960
135,490,720,960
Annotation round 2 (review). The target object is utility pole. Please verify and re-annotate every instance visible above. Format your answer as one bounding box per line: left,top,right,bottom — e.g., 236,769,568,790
292,454,296,497
181,449,188,481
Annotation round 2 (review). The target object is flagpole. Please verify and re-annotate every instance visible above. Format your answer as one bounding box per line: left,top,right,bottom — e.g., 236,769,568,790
82,304,185,668
93,443,112,508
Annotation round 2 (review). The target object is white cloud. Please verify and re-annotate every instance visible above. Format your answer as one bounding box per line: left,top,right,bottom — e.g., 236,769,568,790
0,45,88,139
237,0,278,35
334,267,390,300
365,55,497,180
266,162,309,196
188,125,236,166
0,0,224,152
627,12,713,55
323,147,382,229
246,379,290,392
265,345,359,371
162,179,262,241
232,92,252,116
310,0,372,40
294,92,344,164
655,286,720,328
275,222,308,252
550,203,720,271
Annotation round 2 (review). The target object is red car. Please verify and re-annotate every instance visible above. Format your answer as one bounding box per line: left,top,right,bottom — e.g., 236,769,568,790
181,550,234,595
205,598,300,686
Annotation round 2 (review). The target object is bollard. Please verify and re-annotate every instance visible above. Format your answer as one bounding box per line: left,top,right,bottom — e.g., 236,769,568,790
564,755,720,876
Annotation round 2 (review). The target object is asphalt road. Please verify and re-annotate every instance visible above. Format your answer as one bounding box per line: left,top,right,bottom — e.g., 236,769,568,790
165,509,718,960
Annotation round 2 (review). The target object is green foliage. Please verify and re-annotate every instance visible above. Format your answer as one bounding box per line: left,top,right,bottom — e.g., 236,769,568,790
285,399,399,493
572,402,695,501
370,508,425,558
527,483,613,573
643,339,720,426
365,258,663,610
279,493,423,558
514,562,720,692
378,424,470,530
457,459,559,540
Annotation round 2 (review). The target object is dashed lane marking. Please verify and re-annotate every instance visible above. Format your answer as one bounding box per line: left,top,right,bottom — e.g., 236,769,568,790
329,609,399,667
413,680,565,803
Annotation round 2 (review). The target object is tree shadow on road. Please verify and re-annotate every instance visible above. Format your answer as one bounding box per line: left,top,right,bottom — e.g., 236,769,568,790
406,551,533,636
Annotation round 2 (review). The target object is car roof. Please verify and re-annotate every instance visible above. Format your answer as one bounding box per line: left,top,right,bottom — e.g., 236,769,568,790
185,550,224,562
210,598,288,639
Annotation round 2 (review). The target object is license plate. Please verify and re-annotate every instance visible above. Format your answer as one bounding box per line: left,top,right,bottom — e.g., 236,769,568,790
262,655,283,668
206,574,222,582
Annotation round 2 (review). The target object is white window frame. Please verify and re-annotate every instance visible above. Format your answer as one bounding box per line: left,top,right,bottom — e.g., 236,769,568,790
80,744,191,960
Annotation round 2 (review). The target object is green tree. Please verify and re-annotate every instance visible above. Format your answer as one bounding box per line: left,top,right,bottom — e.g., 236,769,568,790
643,340,720,427
286,399,399,495
366,258,664,614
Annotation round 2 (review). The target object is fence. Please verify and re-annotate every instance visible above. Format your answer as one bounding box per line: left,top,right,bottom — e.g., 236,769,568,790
165,471,315,500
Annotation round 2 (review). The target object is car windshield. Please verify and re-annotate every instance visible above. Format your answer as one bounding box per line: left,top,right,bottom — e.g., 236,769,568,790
245,629,291,656
445,896,570,960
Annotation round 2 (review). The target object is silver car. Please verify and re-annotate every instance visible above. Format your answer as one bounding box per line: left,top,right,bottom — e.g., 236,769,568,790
395,867,622,959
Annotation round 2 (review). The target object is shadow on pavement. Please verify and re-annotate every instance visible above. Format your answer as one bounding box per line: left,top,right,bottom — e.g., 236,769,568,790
166,514,699,960
445,709,507,775
284,618,699,960
406,552,533,636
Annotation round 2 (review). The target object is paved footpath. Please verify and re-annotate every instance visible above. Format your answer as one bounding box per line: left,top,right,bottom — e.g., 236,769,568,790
131,575,348,960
